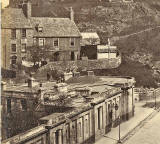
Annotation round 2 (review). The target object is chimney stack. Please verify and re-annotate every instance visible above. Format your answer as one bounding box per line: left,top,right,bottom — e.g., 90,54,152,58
70,7,74,21
22,0,32,18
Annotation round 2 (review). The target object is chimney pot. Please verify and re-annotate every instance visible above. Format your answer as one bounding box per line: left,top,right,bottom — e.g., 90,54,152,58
70,7,74,21
22,0,32,18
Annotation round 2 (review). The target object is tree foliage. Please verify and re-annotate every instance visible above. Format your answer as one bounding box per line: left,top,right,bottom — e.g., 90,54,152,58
27,45,49,65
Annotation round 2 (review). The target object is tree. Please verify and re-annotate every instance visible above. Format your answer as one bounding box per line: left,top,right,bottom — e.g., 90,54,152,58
57,92,71,107
27,45,49,66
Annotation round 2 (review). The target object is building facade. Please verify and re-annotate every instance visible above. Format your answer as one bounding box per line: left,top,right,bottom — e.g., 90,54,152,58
1,8,33,69
1,0,81,69
2,77,135,144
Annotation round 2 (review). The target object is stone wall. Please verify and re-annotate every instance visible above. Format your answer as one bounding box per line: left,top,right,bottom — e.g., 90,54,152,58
38,56,121,73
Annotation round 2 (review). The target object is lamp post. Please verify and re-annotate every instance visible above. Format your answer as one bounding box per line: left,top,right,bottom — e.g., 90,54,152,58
154,89,157,110
115,103,121,143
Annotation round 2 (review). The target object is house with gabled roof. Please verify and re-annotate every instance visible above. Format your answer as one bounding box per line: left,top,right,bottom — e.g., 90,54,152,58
1,0,81,69
30,16,81,61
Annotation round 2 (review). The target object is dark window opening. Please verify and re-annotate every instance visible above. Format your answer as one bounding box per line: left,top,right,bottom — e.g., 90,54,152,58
7,99,11,113
98,107,101,130
11,44,16,53
11,55,17,65
71,51,75,61
53,38,59,47
11,29,16,39
21,99,27,111
21,29,26,38
70,38,75,46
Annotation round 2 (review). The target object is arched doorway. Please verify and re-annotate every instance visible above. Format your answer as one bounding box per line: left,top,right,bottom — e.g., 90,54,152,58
54,52,59,61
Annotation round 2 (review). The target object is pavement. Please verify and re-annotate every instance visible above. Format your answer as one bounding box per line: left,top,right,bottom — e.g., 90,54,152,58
124,109,160,144
95,101,155,144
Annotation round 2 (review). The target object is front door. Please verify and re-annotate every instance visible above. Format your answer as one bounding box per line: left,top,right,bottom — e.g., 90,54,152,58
71,52,75,61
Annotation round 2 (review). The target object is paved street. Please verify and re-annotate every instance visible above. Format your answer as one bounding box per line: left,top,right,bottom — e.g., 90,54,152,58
124,110,160,144
95,102,155,144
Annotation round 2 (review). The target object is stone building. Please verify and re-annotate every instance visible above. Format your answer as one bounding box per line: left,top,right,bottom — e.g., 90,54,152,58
1,0,81,69
2,76,136,144
1,7,33,69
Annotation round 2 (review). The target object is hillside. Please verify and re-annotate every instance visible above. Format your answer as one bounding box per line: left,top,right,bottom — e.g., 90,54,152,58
9,0,160,87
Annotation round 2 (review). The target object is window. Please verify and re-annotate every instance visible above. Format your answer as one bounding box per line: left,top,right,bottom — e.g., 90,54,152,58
11,44,16,53
7,99,11,113
33,38,37,45
53,38,59,47
39,38,45,46
21,99,27,111
38,27,43,32
70,38,75,46
11,55,17,65
21,29,26,38
11,29,16,39
21,44,26,52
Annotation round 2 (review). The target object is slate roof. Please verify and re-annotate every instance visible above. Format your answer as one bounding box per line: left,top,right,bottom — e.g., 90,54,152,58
30,17,81,37
1,8,32,28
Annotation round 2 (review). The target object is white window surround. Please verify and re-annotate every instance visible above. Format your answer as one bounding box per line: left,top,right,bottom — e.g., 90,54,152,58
21,44,26,53
38,27,43,32
39,38,45,46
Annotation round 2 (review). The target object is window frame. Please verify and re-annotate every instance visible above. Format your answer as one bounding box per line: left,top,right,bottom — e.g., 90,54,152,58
11,44,17,53
38,27,43,32
39,38,45,46
21,28,26,38
53,38,59,47
21,44,26,53
11,55,17,65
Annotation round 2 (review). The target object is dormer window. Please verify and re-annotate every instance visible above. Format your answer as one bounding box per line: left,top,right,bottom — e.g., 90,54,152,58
35,24,43,32
38,27,43,32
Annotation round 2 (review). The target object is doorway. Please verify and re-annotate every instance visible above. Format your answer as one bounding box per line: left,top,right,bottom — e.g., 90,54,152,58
54,52,59,61
71,52,75,61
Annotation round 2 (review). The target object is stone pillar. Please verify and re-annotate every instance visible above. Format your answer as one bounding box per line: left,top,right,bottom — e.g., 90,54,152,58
58,129,62,144
50,131,56,144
